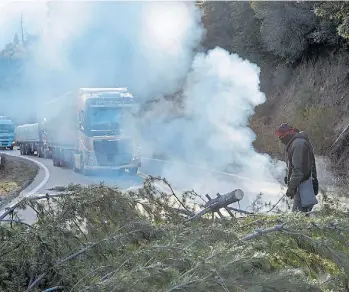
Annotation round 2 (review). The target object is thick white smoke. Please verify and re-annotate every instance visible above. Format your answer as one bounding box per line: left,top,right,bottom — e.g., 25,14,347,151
0,1,286,208
140,48,286,207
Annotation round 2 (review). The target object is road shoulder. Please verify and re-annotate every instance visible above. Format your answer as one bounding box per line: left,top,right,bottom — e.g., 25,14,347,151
0,153,49,217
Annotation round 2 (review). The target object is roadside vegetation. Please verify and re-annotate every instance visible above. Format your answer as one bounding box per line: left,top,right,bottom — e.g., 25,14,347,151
0,154,38,207
0,180,348,291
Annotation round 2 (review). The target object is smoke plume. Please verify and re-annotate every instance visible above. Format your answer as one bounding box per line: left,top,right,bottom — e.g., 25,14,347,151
0,1,286,209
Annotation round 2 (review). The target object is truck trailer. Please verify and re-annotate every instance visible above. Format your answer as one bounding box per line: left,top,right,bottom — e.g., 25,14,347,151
16,88,141,175
15,123,48,157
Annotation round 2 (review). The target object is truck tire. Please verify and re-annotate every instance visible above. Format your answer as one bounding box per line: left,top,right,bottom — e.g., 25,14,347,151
44,148,51,159
9,146,13,150
52,148,61,167
52,152,57,166
72,153,80,173
20,145,24,155
73,162,79,173
38,146,44,158
24,144,29,155
80,160,89,176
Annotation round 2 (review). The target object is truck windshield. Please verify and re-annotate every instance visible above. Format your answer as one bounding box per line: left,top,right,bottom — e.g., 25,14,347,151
87,107,132,131
0,124,15,133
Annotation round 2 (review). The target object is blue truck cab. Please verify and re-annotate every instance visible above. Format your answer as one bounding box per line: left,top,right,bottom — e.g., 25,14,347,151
0,116,15,150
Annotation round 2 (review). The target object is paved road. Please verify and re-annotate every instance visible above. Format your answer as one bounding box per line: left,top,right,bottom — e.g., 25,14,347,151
8,149,145,190
1,149,145,223
0,149,285,223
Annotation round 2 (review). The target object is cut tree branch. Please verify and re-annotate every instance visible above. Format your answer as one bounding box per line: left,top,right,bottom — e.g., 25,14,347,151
241,224,286,241
26,229,148,291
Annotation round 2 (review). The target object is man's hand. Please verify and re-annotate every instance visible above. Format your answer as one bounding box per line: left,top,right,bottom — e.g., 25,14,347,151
312,178,319,196
286,187,297,199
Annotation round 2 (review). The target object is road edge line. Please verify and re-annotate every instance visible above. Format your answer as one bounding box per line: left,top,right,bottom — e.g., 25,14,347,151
0,153,50,216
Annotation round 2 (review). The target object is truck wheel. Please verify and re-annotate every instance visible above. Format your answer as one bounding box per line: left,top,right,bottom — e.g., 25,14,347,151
38,146,45,158
53,155,60,166
72,155,80,173
81,165,90,176
80,161,90,176
9,146,13,150
24,144,29,155
73,162,79,173
19,145,24,155
79,154,90,176
44,148,51,159
52,153,57,166
52,148,61,167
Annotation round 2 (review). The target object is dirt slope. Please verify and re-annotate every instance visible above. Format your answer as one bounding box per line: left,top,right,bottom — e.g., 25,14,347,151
251,50,349,160
0,154,38,207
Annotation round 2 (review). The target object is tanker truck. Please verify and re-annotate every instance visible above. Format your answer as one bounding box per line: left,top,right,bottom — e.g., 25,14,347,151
15,122,48,157
17,88,141,175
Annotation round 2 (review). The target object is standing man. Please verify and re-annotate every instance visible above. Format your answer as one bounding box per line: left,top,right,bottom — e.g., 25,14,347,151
276,123,319,212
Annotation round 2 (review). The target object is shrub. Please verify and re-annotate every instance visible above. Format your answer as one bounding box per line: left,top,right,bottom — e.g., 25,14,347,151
251,1,317,62
315,2,349,39
292,105,337,154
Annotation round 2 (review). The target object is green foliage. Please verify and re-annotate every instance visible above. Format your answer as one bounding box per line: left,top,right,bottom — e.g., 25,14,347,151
315,2,349,39
201,1,346,64
1,180,349,291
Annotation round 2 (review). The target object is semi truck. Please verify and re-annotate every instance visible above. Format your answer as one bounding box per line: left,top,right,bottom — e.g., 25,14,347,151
15,88,141,175
0,116,15,150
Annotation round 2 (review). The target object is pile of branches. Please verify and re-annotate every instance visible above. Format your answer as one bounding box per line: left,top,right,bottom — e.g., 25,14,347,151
1,177,349,291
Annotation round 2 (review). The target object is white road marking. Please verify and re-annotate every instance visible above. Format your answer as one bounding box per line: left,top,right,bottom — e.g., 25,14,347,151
0,153,50,214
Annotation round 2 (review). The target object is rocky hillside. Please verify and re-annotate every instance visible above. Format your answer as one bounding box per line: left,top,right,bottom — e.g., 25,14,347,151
200,1,349,161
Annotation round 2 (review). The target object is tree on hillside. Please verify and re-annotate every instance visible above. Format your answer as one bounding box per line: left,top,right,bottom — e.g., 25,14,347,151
315,2,349,40
251,1,317,62
0,32,39,91
201,1,262,62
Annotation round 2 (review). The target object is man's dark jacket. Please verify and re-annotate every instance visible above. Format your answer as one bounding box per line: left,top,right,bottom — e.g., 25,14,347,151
285,132,317,189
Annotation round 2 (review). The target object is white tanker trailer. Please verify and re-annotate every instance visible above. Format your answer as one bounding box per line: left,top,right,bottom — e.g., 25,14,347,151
14,122,49,157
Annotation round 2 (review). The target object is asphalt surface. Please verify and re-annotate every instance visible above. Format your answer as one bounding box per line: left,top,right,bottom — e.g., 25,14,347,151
9,149,145,190
0,148,285,223
0,149,145,223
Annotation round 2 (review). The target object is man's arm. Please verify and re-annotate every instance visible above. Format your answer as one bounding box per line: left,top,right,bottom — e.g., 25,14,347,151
288,142,305,189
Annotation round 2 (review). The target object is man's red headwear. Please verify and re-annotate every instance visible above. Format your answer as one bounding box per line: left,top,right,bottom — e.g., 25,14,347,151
275,123,299,139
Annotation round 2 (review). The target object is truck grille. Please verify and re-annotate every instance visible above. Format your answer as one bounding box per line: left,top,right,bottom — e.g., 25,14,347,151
93,139,133,166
